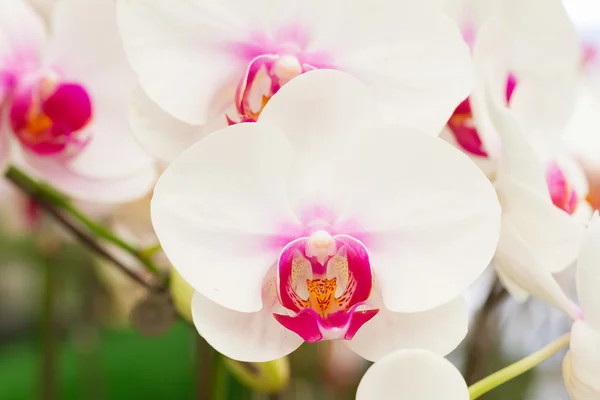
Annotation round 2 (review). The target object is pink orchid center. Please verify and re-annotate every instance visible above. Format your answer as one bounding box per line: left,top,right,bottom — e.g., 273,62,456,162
546,163,579,215
448,73,518,157
273,231,378,343
227,54,313,125
9,73,93,156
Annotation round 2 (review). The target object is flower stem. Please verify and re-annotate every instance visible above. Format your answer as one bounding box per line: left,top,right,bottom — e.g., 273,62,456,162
468,333,571,399
5,165,160,274
39,244,59,400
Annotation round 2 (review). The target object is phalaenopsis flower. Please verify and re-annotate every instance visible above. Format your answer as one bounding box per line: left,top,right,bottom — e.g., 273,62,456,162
0,0,155,203
151,70,501,362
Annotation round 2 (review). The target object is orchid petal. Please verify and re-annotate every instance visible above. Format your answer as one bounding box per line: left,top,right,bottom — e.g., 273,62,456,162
129,85,209,163
494,215,581,319
48,0,153,180
497,180,584,274
356,349,469,400
192,291,303,362
346,296,468,362
116,0,252,125
0,0,46,64
577,213,600,329
151,123,299,313
569,320,600,391
335,126,500,313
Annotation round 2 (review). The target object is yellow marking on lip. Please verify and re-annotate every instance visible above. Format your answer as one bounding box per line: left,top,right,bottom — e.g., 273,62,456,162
306,277,339,318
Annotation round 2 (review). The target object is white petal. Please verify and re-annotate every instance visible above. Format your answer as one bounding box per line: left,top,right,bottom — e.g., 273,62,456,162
66,119,156,181
509,76,578,160
116,0,251,125
356,349,469,400
0,0,46,62
570,320,600,391
502,0,579,75
336,4,472,135
346,296,468,362
564,350,600,400
335,127,500,313
563,84,600,172
151,123,299,313
48,0,152,180
471,9,579,164
259,70,381,154
497,180,585,274
191,291,303,362
494,216,581,319
577,213,600,330
18,151,157,204
472,32,548,194
129,85,208,163
258,70,382,212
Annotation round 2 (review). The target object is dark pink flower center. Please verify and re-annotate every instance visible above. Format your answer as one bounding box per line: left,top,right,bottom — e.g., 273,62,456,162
226,54,315,125
273,231,378,343
9,74,93,156
227,28,333,125
448,73,517,157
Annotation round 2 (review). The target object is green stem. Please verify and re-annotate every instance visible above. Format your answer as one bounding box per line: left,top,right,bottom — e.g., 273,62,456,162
139,243,162,260
211,354,228,400
5,166,159,274
468,333,571,399
39,247,59,400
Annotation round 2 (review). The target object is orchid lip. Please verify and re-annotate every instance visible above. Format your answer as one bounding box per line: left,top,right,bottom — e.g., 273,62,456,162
273,232,378,343
226,54,315,125
9,74,93,157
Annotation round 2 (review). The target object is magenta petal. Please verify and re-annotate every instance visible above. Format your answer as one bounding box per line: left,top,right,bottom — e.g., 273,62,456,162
42,83,92,132
274,309,323,343
505,73,518,105
273,302,379,343
343,308,379,340
8,87,33,132
448,116,488,157
332,235,373,308
453,97,472,115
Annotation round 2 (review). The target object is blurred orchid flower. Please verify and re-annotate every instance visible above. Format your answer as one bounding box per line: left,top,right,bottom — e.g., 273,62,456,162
563,212,600,399
0,0,156,203
151,70,501,362
117,0,472,163
356,349,469,400
478,53,584,319
443,0,583,211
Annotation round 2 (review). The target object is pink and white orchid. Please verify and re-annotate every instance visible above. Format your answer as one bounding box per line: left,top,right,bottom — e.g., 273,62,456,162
151,70,501,362
0,0,156,203
479,62,584,319
563,212,600,399
443,0,585,217
356,349,469,400
117,0,473,163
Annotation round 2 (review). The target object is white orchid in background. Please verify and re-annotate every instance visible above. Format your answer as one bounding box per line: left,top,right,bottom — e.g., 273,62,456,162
356,349,469,400
474,49,585,318
117,0,472,163
151,70,501,362
443,0,585,211
563,212,600,399
0,0,156,203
